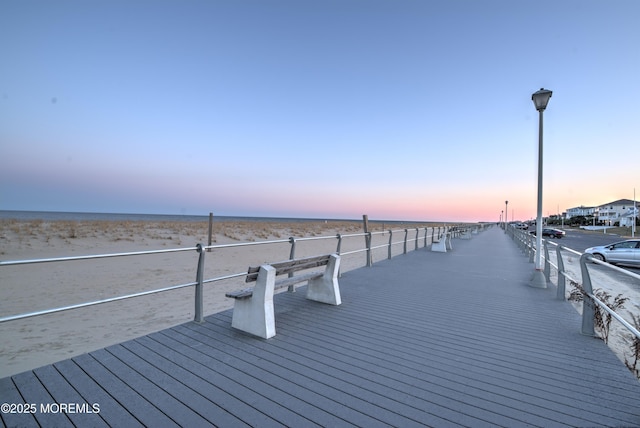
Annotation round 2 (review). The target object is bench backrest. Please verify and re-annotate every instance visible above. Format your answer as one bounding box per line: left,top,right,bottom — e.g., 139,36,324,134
246,254,332,283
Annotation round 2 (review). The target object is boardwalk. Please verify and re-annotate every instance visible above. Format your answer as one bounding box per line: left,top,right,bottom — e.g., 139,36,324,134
2,227,640,427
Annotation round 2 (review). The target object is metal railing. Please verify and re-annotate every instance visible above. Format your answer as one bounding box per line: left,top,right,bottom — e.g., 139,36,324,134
506,225,640,343
1,224,483,324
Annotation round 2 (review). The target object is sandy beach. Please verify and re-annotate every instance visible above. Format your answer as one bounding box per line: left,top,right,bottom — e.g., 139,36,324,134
1,218,441,378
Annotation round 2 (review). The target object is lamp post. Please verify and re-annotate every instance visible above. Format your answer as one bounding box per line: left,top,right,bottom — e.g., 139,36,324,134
633,188,636,238
530,88,552,288
504,201,508,232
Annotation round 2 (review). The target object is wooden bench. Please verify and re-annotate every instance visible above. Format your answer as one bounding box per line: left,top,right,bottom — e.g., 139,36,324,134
431,230,452,252
225,253,341,339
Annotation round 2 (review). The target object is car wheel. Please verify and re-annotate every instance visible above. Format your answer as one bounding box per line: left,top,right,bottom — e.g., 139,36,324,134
592,253,605,262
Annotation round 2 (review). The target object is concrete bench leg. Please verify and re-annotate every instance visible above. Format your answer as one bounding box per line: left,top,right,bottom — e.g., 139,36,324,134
230,265,276,339
445,233,453,250
431,236,447,252
306,254,342,305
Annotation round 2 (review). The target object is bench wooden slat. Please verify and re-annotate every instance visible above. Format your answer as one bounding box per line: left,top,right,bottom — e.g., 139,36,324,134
226,272,323,300
245,254,331,283
273,272,323,292
225,287,255,299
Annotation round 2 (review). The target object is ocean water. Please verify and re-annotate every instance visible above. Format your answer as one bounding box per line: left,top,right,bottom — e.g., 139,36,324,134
0,210,344,223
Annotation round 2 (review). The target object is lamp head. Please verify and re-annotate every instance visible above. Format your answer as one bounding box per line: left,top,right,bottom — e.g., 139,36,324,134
532,88,553,111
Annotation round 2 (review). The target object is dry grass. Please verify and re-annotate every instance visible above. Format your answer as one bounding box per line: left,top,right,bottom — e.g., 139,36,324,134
0,218,451,257
569,226,637,238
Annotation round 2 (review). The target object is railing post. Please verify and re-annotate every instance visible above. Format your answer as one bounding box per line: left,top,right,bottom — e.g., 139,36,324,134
424,227,428,247
403,229,408,254
194,244,205,323
556,245,566,300
415,228,419,250
336,234,343,277
207,213,213,252
543,240,551,282
387,230,393,259
580,253,596,337
288,236,296,261
363,215,373,267
431,227,435,245
288,237,296,291
528,234,535,263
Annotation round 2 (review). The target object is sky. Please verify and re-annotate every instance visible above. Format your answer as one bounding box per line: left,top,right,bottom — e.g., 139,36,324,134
1,0,638,223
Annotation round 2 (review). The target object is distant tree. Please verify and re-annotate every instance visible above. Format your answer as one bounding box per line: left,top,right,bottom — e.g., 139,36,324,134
569,215,587,226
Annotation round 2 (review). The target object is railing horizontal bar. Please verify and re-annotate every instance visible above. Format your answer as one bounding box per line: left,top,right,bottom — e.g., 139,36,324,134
0,281,198,323
202,272,247,283
338,232,367,238
340,248,366,256
204,239,290,250
589,257,640,280
587,292,640,340
559,270,580,284
370,244,388,251
0,247,196,266
293,235,339,242
548,240,582,256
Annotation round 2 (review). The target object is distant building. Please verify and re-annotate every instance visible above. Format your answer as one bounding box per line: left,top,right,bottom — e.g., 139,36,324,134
619,208,638,227
565,205,595,219
595,199,638,226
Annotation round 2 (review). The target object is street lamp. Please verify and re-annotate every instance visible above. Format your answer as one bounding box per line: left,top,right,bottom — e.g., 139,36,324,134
504,201,509,232
530,88,552,288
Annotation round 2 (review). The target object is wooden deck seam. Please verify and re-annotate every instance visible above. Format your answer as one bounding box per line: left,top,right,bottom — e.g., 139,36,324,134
170,323,449,427
186,317,551,427
199,312,620,427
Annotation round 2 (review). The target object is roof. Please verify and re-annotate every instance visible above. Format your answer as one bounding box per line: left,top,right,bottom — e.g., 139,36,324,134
598,199,637,207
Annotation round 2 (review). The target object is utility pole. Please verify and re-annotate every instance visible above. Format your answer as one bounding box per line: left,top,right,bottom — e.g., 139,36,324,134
634,188,637,238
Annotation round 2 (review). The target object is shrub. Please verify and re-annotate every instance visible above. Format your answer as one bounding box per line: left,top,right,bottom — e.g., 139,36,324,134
568,282,628,344
624,314,640,379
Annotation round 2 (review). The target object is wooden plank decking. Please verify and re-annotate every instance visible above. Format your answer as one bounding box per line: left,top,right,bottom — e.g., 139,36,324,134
2,227,639,427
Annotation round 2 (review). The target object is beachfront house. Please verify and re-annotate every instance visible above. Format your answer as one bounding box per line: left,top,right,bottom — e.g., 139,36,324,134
619,206,639,227
595,199,638,226
565,205,595,220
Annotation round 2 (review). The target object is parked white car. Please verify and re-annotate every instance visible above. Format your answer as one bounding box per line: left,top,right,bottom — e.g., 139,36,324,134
584,239,640,266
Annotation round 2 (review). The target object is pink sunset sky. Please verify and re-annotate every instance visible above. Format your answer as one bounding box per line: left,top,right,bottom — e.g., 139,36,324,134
1,1,638,222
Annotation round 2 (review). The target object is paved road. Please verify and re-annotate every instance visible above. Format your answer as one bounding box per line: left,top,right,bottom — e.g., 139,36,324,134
526,227,633,253
525,227,640,292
